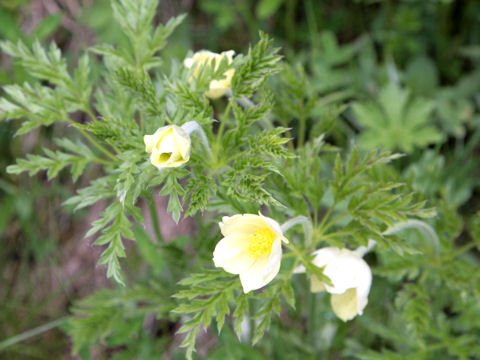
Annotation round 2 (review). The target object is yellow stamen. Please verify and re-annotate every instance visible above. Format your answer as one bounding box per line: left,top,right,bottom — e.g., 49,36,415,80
247,228,276,258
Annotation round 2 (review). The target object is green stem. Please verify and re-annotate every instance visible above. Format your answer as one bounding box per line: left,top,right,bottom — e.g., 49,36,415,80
298,114,306,148
146,193,163,243
281,216,313,246
285,0,296,47
308,291,317,358
214,100,232,158
321,230,353,240
317,207,334,233
305,0,318,62
76,126,117,161
139,112,145,132
70,109,118,161
248,298,255,344
92,156,110,165
0,317,69,351
319,213,348,236
444,241,477,261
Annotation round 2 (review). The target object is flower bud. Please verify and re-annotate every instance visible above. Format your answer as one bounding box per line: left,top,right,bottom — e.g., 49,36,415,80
184,50,235,99
309,247,372,321
144,125,191,169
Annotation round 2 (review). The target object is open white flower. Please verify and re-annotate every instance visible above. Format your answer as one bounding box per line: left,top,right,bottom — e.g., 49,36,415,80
144,125,191,169
213,214,288,293
184,50,235,99
309,247,372,322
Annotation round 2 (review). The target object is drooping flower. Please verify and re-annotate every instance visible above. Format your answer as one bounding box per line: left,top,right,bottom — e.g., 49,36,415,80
183,50,235,99
308,247,372,321
213,214,288,293
144,125,191,169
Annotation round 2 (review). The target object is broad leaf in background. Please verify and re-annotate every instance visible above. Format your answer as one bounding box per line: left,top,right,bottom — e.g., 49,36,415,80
353,82,442,153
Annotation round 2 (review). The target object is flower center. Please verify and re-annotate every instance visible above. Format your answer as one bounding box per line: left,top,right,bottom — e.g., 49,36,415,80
159,152,172,163
247,228,276,258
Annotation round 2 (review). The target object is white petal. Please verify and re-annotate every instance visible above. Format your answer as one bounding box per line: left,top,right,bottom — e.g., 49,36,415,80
172,126,191,159
218,251,255,274
239,256,270,293
330,288,359,321
213,234,249,264
259,213,288,243
323,251,372,296
239,238,282,293
222,50,235,62
157,132,175,153
144,125,170,153
144,134,156,153
205,82,229,99
310,275,327,293
184,57,194,68
219,214,265,237
263,238,282,281
311,247,342,268
293,264,306,274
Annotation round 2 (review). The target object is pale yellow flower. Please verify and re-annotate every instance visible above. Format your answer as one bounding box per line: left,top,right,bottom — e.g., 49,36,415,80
144,125,190,169
184,50,235,99
213,214,288,293
308,247,372,321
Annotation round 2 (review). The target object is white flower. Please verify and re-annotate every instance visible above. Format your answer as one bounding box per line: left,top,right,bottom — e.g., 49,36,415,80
213,214,288,293
144,125,191,169
184,50,235,99
308,247,372,321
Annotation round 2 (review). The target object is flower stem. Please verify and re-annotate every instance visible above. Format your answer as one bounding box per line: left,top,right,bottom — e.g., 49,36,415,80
444,241,477,260
0,316,69,350
215,100,232,154
281,216,313,246
308,291,317,358
67,114,117,162
384,219,440,252
77,126,118,161
146,193,163,243
298,114,306,148
182,121,213,160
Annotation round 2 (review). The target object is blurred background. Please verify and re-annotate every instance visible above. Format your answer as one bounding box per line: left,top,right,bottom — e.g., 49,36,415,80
1,0,479,358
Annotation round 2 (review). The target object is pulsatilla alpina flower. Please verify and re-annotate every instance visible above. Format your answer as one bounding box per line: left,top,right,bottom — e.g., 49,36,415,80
184,50,235,99
308,247,372,321
213,214,288,293
144,125,190,169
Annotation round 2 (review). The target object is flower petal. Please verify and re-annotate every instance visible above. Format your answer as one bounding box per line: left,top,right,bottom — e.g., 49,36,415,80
219,214,266,237
310,275,327,292
239,256,270,293
213,234,249,263
311,247,342,268
330,288,359,321
218,251,255,274
239,238,282,293
172,127,191,159
323,251,372,296
259,212,288,243
144,135,156,153
262,238,282,284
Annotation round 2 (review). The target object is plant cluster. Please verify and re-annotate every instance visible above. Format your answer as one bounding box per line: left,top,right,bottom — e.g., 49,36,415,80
1,0,480,359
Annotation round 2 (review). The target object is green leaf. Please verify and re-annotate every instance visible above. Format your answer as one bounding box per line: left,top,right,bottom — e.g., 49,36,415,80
256,0,283,19
232,31,282,98
354,82,442,153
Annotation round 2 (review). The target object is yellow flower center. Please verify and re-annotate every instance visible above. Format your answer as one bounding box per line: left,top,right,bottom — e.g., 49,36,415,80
247,228,276,258
159,152,172,163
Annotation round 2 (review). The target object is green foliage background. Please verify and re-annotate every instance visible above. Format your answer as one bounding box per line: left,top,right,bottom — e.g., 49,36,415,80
1,0,479,359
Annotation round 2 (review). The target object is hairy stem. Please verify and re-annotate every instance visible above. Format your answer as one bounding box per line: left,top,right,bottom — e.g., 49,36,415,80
146,193,163,243
0,316,69,351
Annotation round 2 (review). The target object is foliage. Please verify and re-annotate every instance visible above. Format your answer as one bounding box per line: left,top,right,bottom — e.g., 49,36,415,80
352,82,442,152
1,0,480,359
